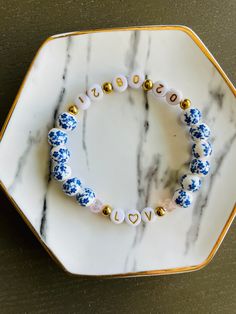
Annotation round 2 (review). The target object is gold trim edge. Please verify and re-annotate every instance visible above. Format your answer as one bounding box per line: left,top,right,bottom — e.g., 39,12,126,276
0,25,236,277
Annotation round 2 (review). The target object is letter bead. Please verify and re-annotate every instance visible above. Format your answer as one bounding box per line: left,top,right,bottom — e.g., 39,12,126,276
50,145,70,163
87,84,104,101
181,108,202,126
166,89,183,106
190,158,210,176
173,189,193,208
128,72,145,89
125,209,141,226
75,93,91,110
52,163,71,181
141,207,156,223
190,123,211,141
112,74,128,92
180,174,201,192
152,80,169,98
48,128,68,147
76,187,96,207
192,140,212,158
62,177,82,196
110,209,125,224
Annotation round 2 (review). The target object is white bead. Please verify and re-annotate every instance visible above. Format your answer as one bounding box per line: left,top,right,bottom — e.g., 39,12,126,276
166,89,183,105
128,72,145,89
152,80,169,98
89,199,104,213
75,93,91,110
125,209,141,226
110,209,125,224
141,207,156,223
112,74,128,92
87,84,104,101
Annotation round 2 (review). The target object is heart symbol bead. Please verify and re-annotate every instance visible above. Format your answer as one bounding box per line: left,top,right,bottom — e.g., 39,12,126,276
125,210,141,226
128,213,139,224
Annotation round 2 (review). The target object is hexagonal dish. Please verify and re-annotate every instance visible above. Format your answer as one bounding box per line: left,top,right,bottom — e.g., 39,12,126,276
0,26,235,276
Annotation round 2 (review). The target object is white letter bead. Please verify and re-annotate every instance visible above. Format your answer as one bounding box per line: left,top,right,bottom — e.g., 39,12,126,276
110,209,125,224
128,72,145,89
112,74,128,92
152,81,169,98
87,84,104,101
75,93,91,110
125,209,141,226
166,89,183,105
141,207,156,223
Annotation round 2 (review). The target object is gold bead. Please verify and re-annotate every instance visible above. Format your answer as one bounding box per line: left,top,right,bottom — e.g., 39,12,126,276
102,82,113,94
155,206,166,217
102,205,112,216
68,104,79,115
180,99,191,110
142,79,153,91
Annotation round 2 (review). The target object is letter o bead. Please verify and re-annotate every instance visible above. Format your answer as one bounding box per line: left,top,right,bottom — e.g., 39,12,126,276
112,74,128,92
152,80,169,98
110,209,125,224
128,72,145,89
87,84,104,101
166,89,183,106
75,93,91,110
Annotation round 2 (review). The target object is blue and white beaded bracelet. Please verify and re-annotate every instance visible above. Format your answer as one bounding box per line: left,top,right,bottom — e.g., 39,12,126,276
47,72,212,227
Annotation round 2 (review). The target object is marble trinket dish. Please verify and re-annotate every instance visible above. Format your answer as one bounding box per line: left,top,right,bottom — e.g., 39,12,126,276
0,25,235,277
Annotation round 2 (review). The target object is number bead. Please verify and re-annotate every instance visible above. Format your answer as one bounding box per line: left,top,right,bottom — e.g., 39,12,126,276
128,72,145,89
173,189,193,208
141,207,156,223
87,84,104,101
155,206,166,217
152,80,169,97
166,89,183,105
125,209,141,226
142,79,153,91
110,209,125,224
180,174,201,192
62,177,83,196
112,74,128,92
50,145,70,163
180,99,191,110
76,187,96,207
48,128,68,147
102,82,113,94
102,205,112,216
75,93,91,110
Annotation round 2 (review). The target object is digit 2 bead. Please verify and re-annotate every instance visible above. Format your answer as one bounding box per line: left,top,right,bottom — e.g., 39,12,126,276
47,72,212,227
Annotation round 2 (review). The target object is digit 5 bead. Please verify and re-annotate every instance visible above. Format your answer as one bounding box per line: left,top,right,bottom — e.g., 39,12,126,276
47,72,212,227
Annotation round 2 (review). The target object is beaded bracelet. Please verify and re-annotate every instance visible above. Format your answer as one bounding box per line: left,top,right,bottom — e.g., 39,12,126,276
47,72,212,227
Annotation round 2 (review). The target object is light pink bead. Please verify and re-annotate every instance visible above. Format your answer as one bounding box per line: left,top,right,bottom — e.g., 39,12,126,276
89,199,103,213
162,198,177,212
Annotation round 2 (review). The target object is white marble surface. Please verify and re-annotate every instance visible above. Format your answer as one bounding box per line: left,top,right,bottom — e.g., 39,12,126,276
0,27,235,275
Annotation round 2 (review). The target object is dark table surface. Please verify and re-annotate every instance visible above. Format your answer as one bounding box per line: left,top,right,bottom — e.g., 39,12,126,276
0,1,235,313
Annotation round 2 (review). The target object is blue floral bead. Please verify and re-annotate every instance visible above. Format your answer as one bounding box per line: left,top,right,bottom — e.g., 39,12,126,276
173,189,192,208
76,187,96,207
57,112,77,131
48,128,68,147
181,108,202,126
52,163,71,181
50,146,70,163
180,174,201,192
62,177,82,196
192,140,212,158
190,158,210,176
190,123,211,141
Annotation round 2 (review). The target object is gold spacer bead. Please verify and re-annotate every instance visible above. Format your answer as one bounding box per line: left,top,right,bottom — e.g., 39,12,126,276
102,82,113,94
155,206,166,217
180,99,191,110
102,205,112,216
142,79,153,91
68,104,79,115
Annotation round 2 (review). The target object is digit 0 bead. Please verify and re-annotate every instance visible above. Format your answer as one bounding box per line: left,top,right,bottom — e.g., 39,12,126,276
173,189,193,208
87,84,104,101
128,72,145,89
181,108,202,126
166,89,183,106
52,163,71,181
76,187,96,207
110,209,125,224
48,128,68,147
50,146,70,163
180,174,201,192
190,123,211,141
57,112,77,131
192,140,212,158
75,93,91,110
62,177,83,196
112,74,128,92
190,158,210,176
152,80,169,98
